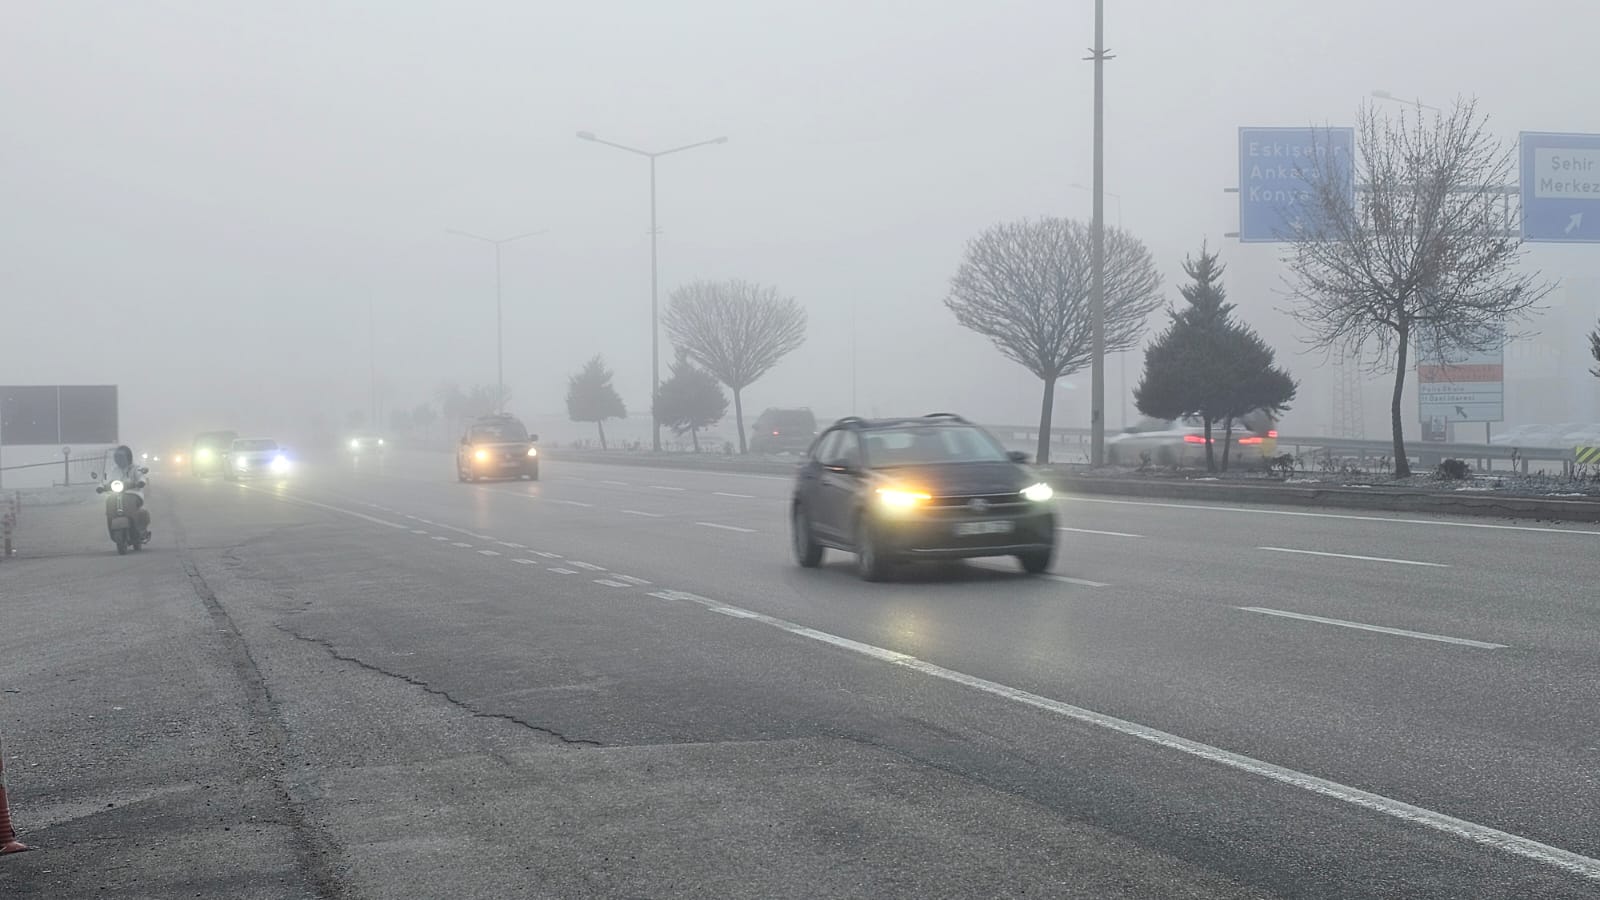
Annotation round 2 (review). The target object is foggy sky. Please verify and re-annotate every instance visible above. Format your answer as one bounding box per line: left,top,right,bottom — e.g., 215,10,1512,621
6,1,1600,446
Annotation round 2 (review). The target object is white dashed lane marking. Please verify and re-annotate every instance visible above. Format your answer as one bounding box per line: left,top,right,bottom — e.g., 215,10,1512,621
696,522,756,534
548,567,578,575
594,579,632,588
512,558,539,565
477,550,501,557
622,509,664,518
1238,607,1507,649
651,485,686,492
1259,546,1448,568
550,499,593,508
714,491,755,499
450,542,473,548
567,561,606,571
600,480,629,486
614,575,651,586
430,536,450,542
531,551,561,559
498,541,525,549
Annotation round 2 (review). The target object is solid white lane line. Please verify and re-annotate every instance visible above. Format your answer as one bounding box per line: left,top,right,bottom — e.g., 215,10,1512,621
641,589,1598,881
1058,526,1142,538
1073,497,1600,537
714,491,755,499
595,579,631,587
512,558,539,565
621,509,664,518
477,550,501,557
550,499,593,507
651,485,687,492
567,561,605,571
548,567,578,575
1237,607,1507,649
1259,546,1448,568
236,485,409,530
696,521,756,534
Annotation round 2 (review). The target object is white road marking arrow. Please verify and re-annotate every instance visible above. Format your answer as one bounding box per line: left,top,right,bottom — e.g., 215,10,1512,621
1567,212,1583,234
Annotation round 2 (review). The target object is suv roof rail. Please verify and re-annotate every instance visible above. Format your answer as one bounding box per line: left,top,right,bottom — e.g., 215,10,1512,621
832,416,868,427
923,412,970,423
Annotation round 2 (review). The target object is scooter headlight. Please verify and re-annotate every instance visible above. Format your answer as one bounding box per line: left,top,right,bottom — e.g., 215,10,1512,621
110,480,125,493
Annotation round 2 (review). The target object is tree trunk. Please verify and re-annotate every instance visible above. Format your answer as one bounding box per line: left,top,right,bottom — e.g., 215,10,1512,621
597,419,608,451
1221,417,1234,473
1036,377,1056,465
1391,326,1411,478
1202,416,1215,472
690,426,700,453
733,388,747,454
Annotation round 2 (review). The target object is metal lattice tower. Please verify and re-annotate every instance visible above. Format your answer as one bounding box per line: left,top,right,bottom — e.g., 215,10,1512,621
1330,359,1365,439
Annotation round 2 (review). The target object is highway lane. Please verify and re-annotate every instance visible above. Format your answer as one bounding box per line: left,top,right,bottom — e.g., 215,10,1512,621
140,449,1600,896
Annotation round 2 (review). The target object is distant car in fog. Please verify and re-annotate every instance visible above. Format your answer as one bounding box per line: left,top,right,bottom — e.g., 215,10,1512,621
347,432,387,458
749,408,817,455
1105,415,1277,468
190,430,238,477
457,414,539,481
222,437,293,480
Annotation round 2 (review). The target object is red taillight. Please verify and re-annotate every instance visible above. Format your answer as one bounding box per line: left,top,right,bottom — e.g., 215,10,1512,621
1183,434,1208,444
1267,430,1279,438
1238,436,1263,445
772,430,780,435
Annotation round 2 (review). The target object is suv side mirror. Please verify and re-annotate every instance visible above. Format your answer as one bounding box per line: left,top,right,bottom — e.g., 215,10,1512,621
1007,451,1029,463
460,436,470,445
529,434,538,443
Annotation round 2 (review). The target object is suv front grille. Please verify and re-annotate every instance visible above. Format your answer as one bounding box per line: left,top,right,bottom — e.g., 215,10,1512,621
924,492,1028,518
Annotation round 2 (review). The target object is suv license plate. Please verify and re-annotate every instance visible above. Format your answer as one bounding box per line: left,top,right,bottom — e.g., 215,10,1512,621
955,520,1014,536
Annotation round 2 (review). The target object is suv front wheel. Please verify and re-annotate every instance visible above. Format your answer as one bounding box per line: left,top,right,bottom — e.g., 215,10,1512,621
791,504,823,568
854,513,893,582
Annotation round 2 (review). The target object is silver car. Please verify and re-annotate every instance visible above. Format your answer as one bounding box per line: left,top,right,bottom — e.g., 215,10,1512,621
223,437,294,480
1106,416,1277,468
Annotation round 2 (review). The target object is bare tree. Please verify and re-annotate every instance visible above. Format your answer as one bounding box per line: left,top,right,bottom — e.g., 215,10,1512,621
1283,99,1552,477
944,218,1163,463
664,280,807,454
1590,320,1599,379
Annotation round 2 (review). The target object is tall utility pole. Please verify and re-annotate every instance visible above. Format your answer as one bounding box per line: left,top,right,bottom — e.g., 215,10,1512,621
577,130,728,451
446,228,543,414
1086,0,1114,465
369,296,377,430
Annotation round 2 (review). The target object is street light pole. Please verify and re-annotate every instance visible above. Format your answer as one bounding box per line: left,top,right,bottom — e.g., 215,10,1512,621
1085,0,1114,466
1370,89,1442,113
578,130,728,452
446,228,543,415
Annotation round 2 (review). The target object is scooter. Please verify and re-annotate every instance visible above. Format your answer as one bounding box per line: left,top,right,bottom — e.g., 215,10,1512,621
94,469,150,555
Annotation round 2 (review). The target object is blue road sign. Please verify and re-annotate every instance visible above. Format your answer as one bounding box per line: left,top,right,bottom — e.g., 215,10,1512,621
1520,131,1600,243
1238,126,1354,243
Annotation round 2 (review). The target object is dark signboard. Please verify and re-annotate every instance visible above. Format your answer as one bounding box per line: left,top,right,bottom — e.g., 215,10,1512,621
0,385,118,446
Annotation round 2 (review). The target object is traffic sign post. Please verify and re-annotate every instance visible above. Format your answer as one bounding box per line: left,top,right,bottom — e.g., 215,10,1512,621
1238,126,1355,242
1418,325,1505,425
1519,131,1600,243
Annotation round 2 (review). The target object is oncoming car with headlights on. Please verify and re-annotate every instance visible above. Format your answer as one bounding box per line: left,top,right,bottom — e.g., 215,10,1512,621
221,437,294,480
457,414,540,482
190,430,238,477
790,414,1058,581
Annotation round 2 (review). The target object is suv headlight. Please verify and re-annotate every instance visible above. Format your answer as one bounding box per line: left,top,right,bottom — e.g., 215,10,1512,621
876,487,931,509
473,448,490,462
526,447,538,458
1022,482,1054,502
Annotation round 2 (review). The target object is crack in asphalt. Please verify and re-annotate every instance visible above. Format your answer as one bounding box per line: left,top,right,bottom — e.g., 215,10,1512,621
276,625,604,747
169,499,348,900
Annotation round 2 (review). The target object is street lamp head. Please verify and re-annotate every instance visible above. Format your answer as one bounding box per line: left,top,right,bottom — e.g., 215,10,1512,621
1370,89,1396,101
577,131,597,141
712,136,729,144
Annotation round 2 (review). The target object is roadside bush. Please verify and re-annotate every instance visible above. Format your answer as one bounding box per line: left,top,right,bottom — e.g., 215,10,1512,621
1435,458,1471,480
1269,453,1296,478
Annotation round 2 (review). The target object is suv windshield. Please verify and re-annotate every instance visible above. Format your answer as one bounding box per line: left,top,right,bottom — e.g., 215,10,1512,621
470,422,527,442
862,425,1009,467
195,431,236,448
233,439,279,452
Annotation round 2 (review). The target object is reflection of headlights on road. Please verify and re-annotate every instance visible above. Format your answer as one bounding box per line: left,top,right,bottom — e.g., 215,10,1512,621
110,480,125,493
876,487,931,510
270,455,291,474
526,447,538,458
473,448,490,463
1021,482,1054,502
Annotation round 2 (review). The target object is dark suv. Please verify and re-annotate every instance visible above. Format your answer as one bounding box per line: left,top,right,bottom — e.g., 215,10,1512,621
790,414,1058,581
456,414,539,482
750,408,817,455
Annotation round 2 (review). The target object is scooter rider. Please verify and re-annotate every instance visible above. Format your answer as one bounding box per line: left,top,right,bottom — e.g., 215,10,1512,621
100,445,152,542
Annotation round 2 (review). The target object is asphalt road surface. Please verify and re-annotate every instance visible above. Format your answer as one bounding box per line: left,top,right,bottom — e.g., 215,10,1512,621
3,448,1598,898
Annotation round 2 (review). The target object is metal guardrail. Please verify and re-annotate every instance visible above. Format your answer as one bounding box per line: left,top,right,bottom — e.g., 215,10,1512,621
985,424,1584,475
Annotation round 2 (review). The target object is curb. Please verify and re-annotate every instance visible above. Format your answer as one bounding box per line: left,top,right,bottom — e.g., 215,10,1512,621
1053,475,1600,524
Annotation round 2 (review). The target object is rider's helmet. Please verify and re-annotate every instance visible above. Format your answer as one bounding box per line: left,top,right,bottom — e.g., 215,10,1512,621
113,445,134,470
